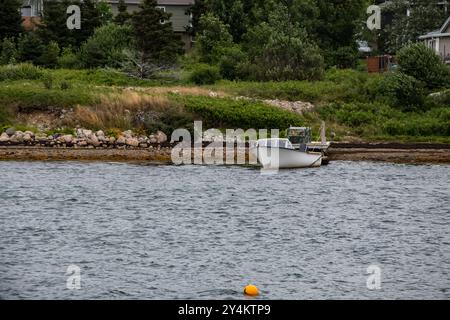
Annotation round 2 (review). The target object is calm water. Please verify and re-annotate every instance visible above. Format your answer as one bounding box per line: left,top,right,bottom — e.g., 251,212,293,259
0,161,449,300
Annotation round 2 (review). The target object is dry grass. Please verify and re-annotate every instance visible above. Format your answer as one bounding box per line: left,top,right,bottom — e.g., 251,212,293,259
70,91,173,130
124,86,228,97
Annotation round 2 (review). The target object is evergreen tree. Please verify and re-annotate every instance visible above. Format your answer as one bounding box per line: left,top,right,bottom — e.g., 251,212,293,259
115,0,131,25
0,38,18,65
0,0,22,41
97,0,113,25
186,0,208,36
208,0,249,42
37,41,60,68
243,2,324,81
79,0,104,45
18,32,45,64
0,0,23,40
313,0,366,67
38,0,81,48
131,0,183,66
39,0,103,48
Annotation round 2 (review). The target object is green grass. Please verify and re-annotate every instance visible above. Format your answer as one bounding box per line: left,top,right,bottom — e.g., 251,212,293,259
177,95,307,130
0,82,98,111
0,65,448,143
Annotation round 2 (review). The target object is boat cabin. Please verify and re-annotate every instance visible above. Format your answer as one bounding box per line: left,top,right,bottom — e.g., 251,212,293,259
257,139,294,149
287,127,312,145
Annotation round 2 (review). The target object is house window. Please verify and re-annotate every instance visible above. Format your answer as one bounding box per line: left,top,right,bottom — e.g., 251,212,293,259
21,6,32,17
156,6,166,24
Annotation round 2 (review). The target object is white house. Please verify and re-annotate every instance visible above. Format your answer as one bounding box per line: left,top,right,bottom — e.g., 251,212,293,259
419,16,450,61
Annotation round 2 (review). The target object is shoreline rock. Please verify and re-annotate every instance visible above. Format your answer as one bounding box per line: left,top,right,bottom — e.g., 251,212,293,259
0,127,171,149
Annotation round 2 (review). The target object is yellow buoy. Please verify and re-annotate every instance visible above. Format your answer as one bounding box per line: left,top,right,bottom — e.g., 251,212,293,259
244,284,259,296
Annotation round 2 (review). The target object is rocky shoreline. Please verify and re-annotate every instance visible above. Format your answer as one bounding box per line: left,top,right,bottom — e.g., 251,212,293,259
1,128,449,164
0,127,169,149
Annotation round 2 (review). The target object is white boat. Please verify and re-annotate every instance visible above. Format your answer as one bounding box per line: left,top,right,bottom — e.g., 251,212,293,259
251,139,322,169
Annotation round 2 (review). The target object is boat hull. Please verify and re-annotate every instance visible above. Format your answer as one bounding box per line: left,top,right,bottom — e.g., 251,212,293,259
252,147,322,169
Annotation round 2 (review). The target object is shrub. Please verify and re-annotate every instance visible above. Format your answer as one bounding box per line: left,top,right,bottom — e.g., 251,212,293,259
242,6,324,81
189,64,221,85
17,32,44,64
37,41,60,68
182,95,305,130
79,23,133,68
42,73,54,89
373,72,425,111
217,45,248,80
0,63,43,81
196,13,234,64
60,80,72,90
58,47,80,69
0,38,18,65
326,46,359,69
397,43,450,89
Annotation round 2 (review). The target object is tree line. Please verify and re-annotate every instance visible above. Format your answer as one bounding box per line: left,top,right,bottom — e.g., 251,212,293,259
0,0,448,81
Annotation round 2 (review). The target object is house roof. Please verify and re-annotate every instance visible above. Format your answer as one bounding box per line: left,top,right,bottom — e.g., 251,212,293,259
419,16,450,39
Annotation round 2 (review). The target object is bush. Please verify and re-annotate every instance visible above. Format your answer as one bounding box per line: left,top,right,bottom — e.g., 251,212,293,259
373,72,425,111
397,43,450,89
196,13,234,64
182,95,305,130
217,45,248,80
326,46,359,69
0,83,95,112
79,23,133,68
0,38,18,65
58,47,80,69
37,41,60,68
17,32,44,64
189,64,221,85
60,80,72,90
0,63,43,81
42,73,54,89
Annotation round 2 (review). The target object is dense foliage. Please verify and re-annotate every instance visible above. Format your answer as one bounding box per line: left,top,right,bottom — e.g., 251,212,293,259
0,0,23,40
397,44,450,90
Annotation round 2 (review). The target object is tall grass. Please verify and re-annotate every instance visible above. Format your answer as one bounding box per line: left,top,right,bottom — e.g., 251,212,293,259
0,63,43,82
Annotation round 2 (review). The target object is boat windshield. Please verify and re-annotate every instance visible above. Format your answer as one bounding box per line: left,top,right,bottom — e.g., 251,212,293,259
258,139,293,149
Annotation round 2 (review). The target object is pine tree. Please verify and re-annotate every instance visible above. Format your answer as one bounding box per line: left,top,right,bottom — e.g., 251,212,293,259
0,0,24,40
79,0,103,45
38,0,81,48
115,0,131,25
18,32,45,64
131,0,183,66
37,41,60,68
0,38,18,65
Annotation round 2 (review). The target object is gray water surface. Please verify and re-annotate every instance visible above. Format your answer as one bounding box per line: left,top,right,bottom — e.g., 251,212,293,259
0,161,449,299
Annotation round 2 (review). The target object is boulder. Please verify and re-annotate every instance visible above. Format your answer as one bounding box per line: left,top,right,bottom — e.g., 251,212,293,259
10,131,24,143
123,130,133,138
87,134,100,147
35,134,48,142
0,132,9,142
23,133,33,142
24,131,35,138
116,136,126,145
5,127,16,136
149,135,157,144
125,137,139,147
59,134,73,144
77,129,93,138
155,131,167,144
